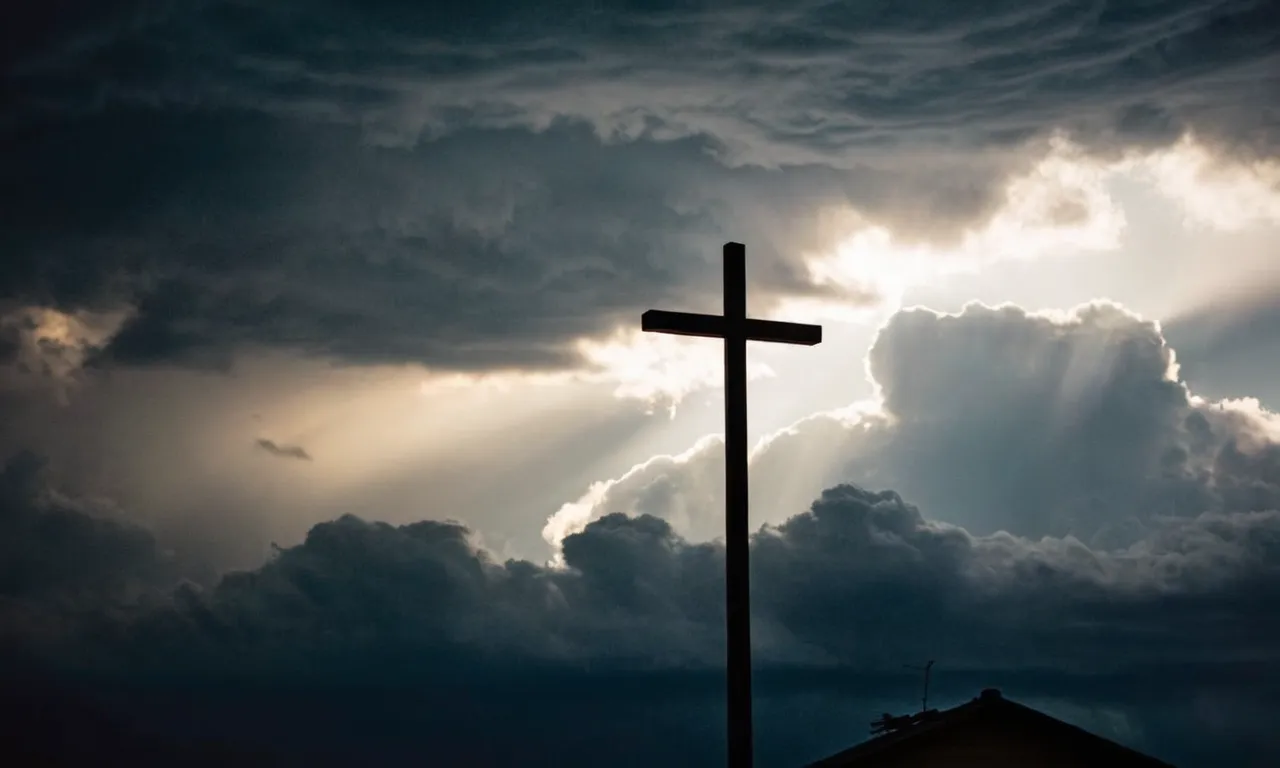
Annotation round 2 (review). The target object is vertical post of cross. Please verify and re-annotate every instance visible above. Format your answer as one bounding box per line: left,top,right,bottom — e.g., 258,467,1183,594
722,242,752,768
639,242,821,768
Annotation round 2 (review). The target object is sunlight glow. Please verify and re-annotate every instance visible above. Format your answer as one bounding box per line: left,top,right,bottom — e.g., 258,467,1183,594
411,132,1280,419
1132,134,1280,231
575,329,775,415
411,329,779,417
120,354,648,547
0,306,128,398
776,131,1280,333
417,369,578,397
1189,395,1280,443
800,135,1128,308
541,401,886,558
542,433,725,561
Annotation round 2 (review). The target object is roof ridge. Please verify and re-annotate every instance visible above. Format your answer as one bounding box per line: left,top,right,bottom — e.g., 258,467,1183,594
805,690,1176,768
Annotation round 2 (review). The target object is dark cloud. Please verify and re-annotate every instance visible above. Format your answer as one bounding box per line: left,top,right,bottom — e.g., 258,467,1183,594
0,451,169,600
255,437,312,461
1,113,854,373
8,484,1279,765
2,0,1275,373
0,451,213,662
8,0,1277,158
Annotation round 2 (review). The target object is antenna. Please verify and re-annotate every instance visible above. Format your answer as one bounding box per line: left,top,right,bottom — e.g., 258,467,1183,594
902,660,935,713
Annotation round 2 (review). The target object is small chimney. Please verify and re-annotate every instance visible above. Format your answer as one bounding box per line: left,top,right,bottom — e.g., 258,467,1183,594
979,688,1002,701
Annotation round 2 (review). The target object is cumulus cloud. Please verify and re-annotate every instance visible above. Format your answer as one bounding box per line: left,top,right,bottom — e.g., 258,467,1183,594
548,301,1280,549
2,0,1276,378
0,451,212,661
0,452,173,599
73,486,1280,679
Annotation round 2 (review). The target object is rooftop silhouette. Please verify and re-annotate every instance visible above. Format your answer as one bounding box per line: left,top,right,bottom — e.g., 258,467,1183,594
808,688,1176,767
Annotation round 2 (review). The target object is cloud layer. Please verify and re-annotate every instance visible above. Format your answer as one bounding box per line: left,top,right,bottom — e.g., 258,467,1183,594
3,0,1276,375
10,481,1278,764
3,299,1279,764
11,0,1278,161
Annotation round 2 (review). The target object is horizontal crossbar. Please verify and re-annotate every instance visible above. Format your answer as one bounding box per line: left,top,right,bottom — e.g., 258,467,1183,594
641,309,822,345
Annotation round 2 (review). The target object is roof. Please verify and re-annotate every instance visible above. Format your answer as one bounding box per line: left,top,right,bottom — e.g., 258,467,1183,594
807,688,1176,767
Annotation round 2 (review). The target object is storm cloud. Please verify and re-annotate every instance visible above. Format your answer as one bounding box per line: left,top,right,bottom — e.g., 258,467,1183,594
10,1,1277,160
6,473,1278,764
2,0,1276,373
0,450,214,663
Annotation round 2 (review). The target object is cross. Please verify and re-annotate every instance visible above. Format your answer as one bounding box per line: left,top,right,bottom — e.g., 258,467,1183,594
642,241,822,768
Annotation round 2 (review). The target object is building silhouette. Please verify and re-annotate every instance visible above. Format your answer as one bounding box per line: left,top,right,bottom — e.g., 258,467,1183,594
807,688,1175,767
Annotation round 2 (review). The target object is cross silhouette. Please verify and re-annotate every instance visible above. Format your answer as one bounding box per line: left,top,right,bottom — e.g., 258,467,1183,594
642,241,822,767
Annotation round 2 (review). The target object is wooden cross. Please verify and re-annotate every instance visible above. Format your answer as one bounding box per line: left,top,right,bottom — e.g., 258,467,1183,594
642,241,822,768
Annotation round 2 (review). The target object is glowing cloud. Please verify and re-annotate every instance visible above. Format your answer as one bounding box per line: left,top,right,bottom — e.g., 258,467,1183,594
798,135,1128,307
1135,134,1280,231
575,329,776,413
0,306,128,399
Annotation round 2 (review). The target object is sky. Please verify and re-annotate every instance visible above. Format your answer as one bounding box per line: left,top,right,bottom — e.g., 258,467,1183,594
1,0,1279,765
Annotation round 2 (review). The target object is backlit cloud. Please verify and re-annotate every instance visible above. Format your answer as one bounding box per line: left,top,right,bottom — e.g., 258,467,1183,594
547,300,1280,548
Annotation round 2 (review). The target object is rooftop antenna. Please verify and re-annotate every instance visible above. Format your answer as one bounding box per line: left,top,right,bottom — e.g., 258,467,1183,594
903,660,935,714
